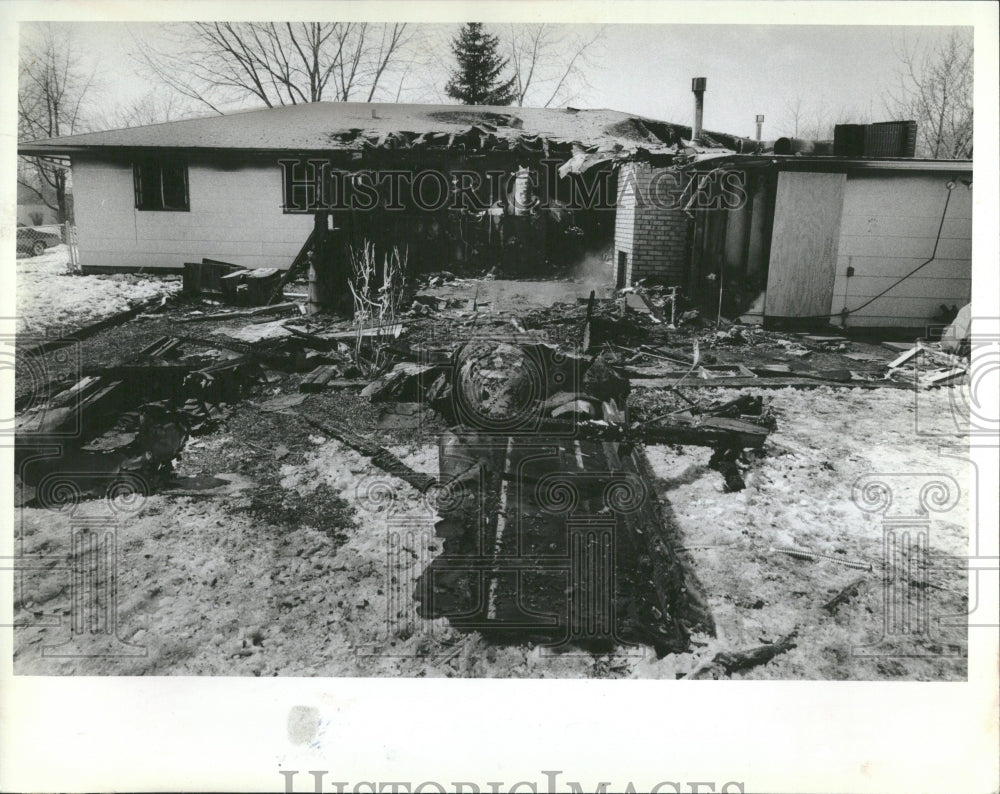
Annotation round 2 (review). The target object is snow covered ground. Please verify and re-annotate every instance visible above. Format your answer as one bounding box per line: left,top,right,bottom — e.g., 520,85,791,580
7,272,975,679
13,383,971,679
15,245,181,338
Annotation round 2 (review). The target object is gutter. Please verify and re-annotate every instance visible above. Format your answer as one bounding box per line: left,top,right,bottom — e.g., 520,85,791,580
678,154,973,174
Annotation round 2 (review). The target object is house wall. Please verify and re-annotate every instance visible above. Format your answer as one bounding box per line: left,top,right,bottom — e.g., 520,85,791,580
832,173,972,328
71,156,313,271
614,162,689,286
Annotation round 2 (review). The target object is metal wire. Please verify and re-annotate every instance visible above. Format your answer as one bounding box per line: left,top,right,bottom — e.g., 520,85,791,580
772,546,873,571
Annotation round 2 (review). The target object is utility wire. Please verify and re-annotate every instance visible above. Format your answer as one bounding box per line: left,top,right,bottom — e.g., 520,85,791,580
782,180,960,322
841,182,955,316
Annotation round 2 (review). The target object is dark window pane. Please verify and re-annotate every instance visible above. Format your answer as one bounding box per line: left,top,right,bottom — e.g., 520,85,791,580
161,162,187,209
134,158,188,211
136,160,162,209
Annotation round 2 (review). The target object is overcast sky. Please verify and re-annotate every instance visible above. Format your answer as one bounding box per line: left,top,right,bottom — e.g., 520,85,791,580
27,21,970,140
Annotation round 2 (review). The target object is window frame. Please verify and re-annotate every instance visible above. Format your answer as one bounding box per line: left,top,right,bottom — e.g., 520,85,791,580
133,157,190,212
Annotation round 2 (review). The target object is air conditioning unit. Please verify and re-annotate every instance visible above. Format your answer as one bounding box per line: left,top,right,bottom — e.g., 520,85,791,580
834,121,917,158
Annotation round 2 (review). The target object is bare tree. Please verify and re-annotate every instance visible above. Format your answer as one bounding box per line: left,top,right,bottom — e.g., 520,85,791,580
779,95,867,140
103,89,190,129
506,24,605,107
18,24,95,222
137,22,414,113
886,30,973,158
782,96,805,137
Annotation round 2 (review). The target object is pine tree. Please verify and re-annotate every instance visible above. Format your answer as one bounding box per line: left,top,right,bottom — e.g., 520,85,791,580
445,23,517,106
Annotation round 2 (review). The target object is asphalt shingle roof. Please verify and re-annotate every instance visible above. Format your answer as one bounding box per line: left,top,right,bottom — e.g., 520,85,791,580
19,101,741,156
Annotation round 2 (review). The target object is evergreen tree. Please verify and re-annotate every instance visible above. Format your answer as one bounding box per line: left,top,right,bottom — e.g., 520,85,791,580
445,23,516,106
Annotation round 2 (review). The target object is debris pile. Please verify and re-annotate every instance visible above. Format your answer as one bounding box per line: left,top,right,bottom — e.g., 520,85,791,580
15,334,268,506
324,327,774,656
522,295,665,348
16,266,974,671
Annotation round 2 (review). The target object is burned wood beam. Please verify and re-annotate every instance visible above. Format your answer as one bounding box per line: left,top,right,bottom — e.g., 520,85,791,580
15,379,126,466
581,289,595,351
17,294,172,359
285,325,338,351
177,301,301,324
600,397,716,642
267,227,317,305
137,336,183,360
296,413,436,494
688,631,798,679
531,414,769,449
822,577,868,614
626,439,717,638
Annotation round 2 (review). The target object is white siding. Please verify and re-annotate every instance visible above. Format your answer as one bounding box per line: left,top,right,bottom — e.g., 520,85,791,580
71,156,313,271
833,173,972,328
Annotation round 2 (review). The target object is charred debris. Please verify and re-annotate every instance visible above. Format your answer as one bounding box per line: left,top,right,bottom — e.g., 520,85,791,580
14,264,971,660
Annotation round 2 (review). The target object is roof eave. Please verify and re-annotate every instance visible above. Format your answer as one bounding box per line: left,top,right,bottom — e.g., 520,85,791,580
683,154,973,173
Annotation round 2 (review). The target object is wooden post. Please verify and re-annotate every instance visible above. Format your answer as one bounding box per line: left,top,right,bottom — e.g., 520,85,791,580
307,212,326,315
64,221,76,271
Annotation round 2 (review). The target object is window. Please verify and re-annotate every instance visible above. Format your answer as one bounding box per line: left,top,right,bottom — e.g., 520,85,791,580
134,158,189,211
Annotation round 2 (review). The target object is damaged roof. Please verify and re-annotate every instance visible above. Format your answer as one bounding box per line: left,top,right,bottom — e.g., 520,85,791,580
19,101,749,159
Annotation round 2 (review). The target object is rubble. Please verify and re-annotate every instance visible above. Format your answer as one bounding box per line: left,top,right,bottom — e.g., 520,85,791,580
361,362,443,402
178,301,301,323
19,403,189,506
522,296,664,349
183,259,247,299
582,357,630,402
687,631,798,679
13,266,973,678
15,333,263,502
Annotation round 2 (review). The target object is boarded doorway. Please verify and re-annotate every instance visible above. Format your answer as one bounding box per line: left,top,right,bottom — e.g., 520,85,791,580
764,172,846,322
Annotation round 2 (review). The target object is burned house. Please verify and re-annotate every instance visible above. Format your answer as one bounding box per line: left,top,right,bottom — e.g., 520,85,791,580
13,106,977,684
676,154,974,331
611,110,974,333
17,100,752,280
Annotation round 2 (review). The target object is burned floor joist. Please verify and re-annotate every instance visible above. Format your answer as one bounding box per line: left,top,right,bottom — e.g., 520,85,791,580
528,414,770,449
295,413,437,494
402,341,772,656
413,431,708,656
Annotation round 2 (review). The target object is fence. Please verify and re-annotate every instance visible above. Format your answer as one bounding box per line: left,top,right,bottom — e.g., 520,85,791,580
17,222,80,271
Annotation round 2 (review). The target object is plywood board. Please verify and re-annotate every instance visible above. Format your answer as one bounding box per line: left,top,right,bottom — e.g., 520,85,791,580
764,172,846,318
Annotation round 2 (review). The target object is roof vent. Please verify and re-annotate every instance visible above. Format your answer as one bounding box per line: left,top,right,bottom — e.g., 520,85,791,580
691,77,706,144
